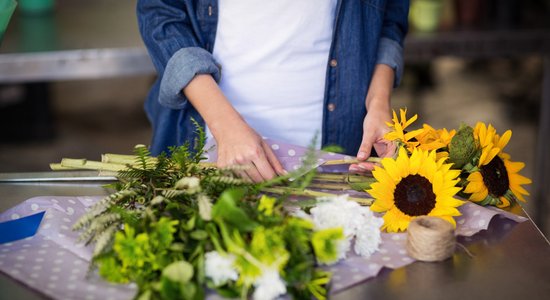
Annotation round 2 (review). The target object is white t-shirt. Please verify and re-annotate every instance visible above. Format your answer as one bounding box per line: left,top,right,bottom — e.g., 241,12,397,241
208,0,337,148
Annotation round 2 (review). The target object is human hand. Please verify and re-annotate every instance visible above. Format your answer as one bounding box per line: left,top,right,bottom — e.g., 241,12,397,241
182,75,285,182
215,121,286,182
349,101,396,173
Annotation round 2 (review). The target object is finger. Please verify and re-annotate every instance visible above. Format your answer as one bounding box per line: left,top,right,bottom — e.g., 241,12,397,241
244,164,265,183
251,153,277,181
217,151,252,182
374,139,396,158
234,163,254,182
357,134,374,162
262,142,287,176
349,162,376,173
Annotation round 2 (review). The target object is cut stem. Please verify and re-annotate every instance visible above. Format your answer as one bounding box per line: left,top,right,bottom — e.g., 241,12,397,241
60,158,127,172
261,187,373,206
322,157,382,166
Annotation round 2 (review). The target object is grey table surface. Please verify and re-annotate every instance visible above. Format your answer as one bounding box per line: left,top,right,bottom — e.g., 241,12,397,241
0,172,549,300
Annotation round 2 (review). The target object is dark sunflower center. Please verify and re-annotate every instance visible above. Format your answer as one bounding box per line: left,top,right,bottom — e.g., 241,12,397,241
480,156,509,197
393,174,436,216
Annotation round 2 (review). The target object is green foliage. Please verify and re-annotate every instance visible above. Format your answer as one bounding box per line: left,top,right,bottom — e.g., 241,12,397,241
160,261,195,300
212,188,258,232
312,228,345,265
73,128,339,300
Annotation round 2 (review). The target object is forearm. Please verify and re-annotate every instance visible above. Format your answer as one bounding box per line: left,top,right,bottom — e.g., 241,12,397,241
183,74,245,139
365,64,395,112
183,75,284,180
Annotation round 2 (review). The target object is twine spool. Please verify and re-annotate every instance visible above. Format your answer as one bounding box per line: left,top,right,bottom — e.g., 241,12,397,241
406,216,456,262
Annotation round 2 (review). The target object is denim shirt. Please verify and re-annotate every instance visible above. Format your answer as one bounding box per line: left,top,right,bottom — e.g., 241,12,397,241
137,0,409,156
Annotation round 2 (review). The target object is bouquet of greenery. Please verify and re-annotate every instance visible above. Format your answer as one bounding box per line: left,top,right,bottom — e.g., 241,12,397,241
71,128,384,300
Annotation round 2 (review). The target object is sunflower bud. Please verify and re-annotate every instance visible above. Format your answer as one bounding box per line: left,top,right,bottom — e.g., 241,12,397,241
449,124,476,169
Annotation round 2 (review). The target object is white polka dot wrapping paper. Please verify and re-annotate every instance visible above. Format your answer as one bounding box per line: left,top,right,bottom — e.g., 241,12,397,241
0,139,528,299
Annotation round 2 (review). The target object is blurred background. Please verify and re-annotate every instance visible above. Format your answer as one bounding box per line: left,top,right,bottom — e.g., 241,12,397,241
0,0,549,235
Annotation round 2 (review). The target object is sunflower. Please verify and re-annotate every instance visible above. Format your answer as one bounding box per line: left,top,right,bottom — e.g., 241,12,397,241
416,124,456,160
384,109,424,152
368,147,463,232
464,123,531,208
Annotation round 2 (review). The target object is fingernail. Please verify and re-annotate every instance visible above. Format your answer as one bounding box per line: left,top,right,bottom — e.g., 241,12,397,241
357,152,367,160
349,166,360,172
282,169,289,175
358,164,369,170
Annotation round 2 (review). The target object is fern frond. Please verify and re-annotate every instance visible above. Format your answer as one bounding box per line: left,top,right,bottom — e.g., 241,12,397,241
191,118,207,163
73,189,136,231
207,176,247,185
161,189,187,199
77,212,121,244
133,144,154,170
92,224,119,257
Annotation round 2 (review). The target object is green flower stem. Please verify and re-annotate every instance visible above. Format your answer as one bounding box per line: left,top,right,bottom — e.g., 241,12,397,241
60,158,127,172
312,173,349,182
322,157,382,166
52,157,215,172
49,163,76,170
462,162,479,173
102,153,157,165
261,187,373,206
307,183,352,190
312,173,373,183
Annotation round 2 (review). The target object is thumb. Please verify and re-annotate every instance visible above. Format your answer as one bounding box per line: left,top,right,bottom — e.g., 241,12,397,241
357,135,374,161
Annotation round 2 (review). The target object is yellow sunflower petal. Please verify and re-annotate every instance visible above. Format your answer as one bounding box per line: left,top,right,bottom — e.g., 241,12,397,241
436,196,464,207
497,197,511,208
430,206,461,217
505,160,525,173
511,190,527,202
383,208,412,233
496,130,512,150
464,181,485,193
371,199,393,212
469,187,488,202
468,171,483,182
511,184,530,197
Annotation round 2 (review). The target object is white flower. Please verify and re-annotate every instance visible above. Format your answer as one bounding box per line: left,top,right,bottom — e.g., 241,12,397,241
204,251,238,286
336,237,351,261
291,209,313,222
310,194,362,236
353,208,384,257
253,268,286,300
309,194,384,259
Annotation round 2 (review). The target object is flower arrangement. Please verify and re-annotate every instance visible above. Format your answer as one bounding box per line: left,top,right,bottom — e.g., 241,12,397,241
369,108,532,232
57,110,532,298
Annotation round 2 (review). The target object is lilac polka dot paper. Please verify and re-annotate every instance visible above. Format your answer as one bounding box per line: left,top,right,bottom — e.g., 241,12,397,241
0,196,136,300
0,140,528,299
203,137,354,173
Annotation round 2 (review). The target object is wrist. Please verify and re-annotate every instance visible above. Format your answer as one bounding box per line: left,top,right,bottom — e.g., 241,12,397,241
365,95,391,113
209,112,248,141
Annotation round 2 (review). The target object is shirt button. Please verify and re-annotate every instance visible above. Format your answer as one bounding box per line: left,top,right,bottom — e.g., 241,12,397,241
327,103,336,112
329,59,338,67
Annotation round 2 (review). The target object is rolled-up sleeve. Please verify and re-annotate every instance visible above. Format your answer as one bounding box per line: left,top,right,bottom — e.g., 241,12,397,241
160,47,221,109
137,0,221,109
376,37,404,87
376,0,409,87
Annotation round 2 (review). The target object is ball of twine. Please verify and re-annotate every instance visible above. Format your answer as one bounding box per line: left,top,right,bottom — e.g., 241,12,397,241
406,216,456,262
